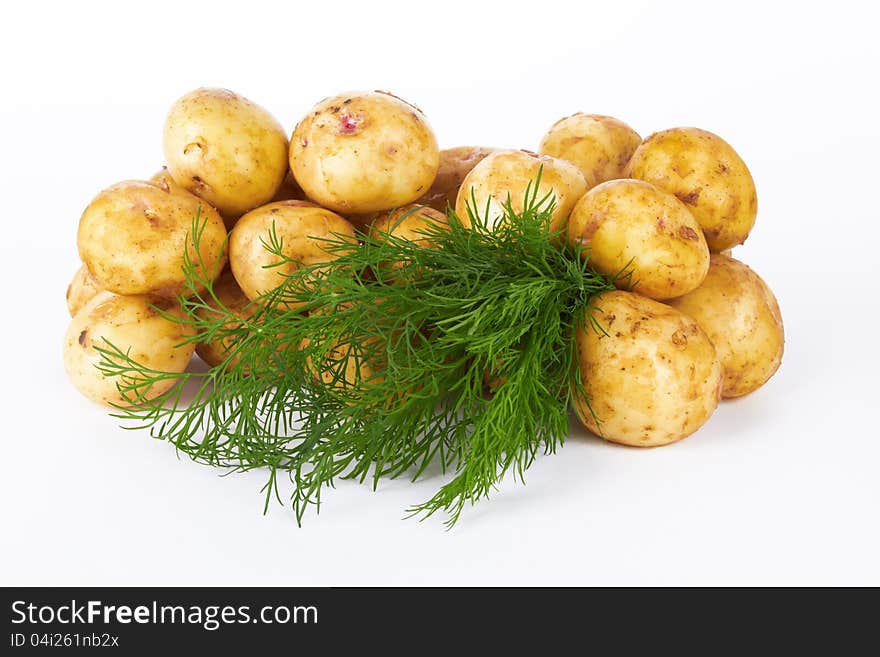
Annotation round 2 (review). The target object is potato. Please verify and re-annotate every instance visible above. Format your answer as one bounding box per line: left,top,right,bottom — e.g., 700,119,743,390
77,180,227,297
195,271,256,369
573,290,722,447
229,200,356,308
66,264,104,317
63,293,196,406
270,171,306,203
538,113,641,190
163,88,289,219
149,166,188,196
369,204,448,277
370,204,447,246
666,254,783,398
625,127,757,252
568,179,709,299
289,91,439,213
416,146,496,212
455,150,587,233
303,337,380,393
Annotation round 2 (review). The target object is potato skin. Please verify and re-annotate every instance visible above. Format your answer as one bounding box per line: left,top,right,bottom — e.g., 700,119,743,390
149,166,189,196
568,179,709,299
416,146,496,212
195,271,255,368
229,200,356,307
573,290,722,447
163,88,289,218
303,337,379,393
625,127,757,252
270,171,307,203
63,293,195,406
539,114,641,190
66,265,104,317
455,150,587,233
290,91,440,214
77,180,227,297
370,204,447,245
666,254,783,398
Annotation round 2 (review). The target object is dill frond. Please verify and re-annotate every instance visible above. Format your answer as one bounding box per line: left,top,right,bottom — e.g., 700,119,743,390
98,179,616,526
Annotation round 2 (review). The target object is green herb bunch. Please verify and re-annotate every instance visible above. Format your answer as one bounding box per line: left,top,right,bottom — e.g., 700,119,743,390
97,182,616,526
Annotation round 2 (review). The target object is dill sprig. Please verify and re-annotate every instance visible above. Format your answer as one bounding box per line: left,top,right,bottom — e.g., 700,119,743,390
96,181,616,526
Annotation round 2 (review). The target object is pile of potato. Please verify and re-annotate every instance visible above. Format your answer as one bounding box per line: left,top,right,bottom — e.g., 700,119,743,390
64,87,783,447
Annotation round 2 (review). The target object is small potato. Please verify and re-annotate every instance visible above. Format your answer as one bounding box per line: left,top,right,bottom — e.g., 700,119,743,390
290,91,439,213
370,204,448,246
270,171,307,203
77,180,227,297
195,271,256,369
625,127,757,252
416,146,496,212
149,166,189,196
573,290,722,447
303,337,380,393
63,293,196,406
370,204,448,277
66,264,104,317
455,150,587,233
568,179,709,300
229,200,357,308
163,88,289,218
538,113,641,190
666,254,784,398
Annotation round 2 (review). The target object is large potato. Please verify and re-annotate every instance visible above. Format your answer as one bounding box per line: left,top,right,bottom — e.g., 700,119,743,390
666,254,783,398
195,271,256,369
454,150,587,233
568,179,709,299
289,91,439,213
63,293,196,406
163,88,289,219
77,180,227,297
416,146,496,212
573,290,722,447
538,113,641,190
625,127,757,252
66,264,104,317
229,200,356,308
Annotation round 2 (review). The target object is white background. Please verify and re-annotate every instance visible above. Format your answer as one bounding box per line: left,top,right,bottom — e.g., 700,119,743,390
1,0,878,586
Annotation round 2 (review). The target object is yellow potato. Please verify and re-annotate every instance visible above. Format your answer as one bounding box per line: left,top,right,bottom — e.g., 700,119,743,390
303,337,380,392
370,204,448,277
538,113,641,190
573,290,722,446
371,204,447,245
666,254,783,398
66,264,104,317
63,293,196,406
77,180,227,297
163,88,289,218
229,200,356,308
568,179,709,299
195,271,256,369
416,146,496,212
455,150,587,233
270,171,306,203
149,166,189,196
289,91,439,213
625,127,757,252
